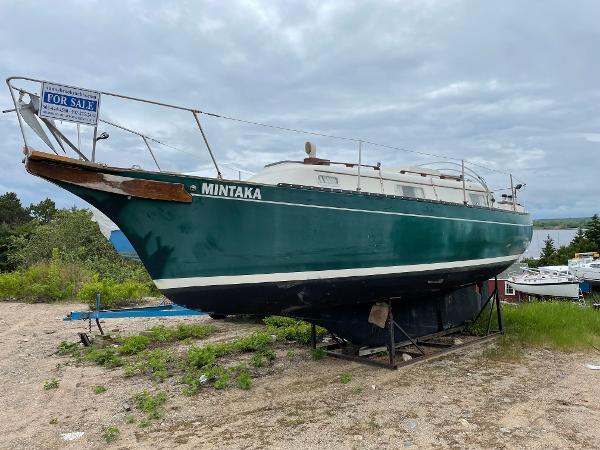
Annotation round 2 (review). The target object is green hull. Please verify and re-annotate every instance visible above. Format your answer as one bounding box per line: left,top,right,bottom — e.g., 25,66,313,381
26,152,531,344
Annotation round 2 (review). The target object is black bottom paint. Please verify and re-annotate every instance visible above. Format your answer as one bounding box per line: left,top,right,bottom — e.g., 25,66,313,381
162,262,503,345
299,285,487,346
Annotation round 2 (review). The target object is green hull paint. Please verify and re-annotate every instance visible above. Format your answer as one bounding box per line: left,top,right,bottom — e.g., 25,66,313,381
52,172,532,282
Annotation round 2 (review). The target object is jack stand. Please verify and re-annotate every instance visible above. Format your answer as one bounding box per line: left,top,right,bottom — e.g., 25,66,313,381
309,280,504,370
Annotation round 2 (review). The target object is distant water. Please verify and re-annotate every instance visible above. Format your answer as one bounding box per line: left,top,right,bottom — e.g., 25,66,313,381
522,229,578,259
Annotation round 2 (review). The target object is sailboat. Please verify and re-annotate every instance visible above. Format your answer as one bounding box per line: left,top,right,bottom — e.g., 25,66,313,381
568,252,600,285
5,76,532,345
507,267,581,299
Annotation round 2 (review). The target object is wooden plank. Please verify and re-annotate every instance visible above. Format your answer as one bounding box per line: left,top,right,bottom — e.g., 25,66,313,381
26,157,192,203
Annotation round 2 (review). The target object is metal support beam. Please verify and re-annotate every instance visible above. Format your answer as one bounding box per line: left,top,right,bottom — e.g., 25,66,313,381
495,276,503,332
43,120,89,161
510,174,516,211
192,111,222,179
461,159,467,205
91,127,98,162
5,81,30,152
142,136,161,171
387,302,396,368
357,140,362,192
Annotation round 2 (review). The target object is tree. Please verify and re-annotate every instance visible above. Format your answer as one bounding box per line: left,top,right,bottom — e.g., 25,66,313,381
570,226,594,254
584,214,600,250
28,198,57,224
0,192,31,226
538,235,557,266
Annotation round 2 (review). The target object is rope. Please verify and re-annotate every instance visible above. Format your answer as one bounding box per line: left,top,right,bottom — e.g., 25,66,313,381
198,111,526,182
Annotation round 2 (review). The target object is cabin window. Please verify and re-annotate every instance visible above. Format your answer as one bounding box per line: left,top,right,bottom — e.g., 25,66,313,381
469,193,486,206
318,175,339,186
505,283,515,296
396,185,425,198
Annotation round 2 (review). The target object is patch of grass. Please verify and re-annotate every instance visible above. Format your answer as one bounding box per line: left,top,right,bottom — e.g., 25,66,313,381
339,372,352,384
186,345,218,369
43,378,59,390
126,349,173,381
311,347,326,360
472,301,600,359
186,331,272,370
57,340,81,357
118,335,151,355
86,347,123,368
181,368,204,396
352,386,364,395
263,316,327,344
250,348,275,367
133,390,167,421
211,366,230,390
102,426,120,444
124,414,136,424
93,385,107,394
235,365,252,390
147,323,217,342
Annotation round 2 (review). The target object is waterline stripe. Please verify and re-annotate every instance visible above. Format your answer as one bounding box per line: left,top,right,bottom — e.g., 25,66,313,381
190,193,530,227
154,255,518,289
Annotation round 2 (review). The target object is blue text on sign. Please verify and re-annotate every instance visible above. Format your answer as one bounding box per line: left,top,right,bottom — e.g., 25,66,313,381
43,93,98,112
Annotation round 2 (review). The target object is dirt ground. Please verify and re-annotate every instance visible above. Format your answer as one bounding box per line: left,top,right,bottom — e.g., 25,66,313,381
1,301,600,449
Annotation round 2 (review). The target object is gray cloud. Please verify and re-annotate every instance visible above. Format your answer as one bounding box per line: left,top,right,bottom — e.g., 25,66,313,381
1,0,599,217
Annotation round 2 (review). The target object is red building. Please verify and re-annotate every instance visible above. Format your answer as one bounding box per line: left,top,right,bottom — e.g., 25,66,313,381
487,263,527,303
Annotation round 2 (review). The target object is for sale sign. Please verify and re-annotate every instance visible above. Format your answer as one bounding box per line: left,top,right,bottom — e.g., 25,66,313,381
39,81,101,126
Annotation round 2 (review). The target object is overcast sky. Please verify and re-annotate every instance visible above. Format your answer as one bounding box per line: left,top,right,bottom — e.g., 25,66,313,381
1,0,599,219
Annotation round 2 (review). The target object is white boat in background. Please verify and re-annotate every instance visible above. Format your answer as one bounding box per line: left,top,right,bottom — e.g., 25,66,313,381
507,267,581,299
568,252,600,285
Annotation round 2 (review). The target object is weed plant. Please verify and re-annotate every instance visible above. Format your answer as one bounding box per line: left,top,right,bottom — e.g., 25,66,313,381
102,426,120,443
43,378,59,390
263,316,327,344
133,390,167,423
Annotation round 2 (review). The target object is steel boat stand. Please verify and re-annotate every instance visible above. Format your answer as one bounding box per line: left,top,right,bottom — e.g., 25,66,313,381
310,277,504,369
64,293,207,342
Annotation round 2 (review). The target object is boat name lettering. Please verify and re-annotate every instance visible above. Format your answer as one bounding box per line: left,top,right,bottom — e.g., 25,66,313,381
201,183,262,200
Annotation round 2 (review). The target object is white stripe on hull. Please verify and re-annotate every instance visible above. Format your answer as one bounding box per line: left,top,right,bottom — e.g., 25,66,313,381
507,281,580,299
154,254,518,290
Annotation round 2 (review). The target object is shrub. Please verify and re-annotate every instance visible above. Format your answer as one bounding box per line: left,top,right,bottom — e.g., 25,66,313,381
0,272,23,299
77,276,154,309
0,254,83,302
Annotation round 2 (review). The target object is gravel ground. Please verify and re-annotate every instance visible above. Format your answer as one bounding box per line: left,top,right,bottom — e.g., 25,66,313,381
1,301,599,449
